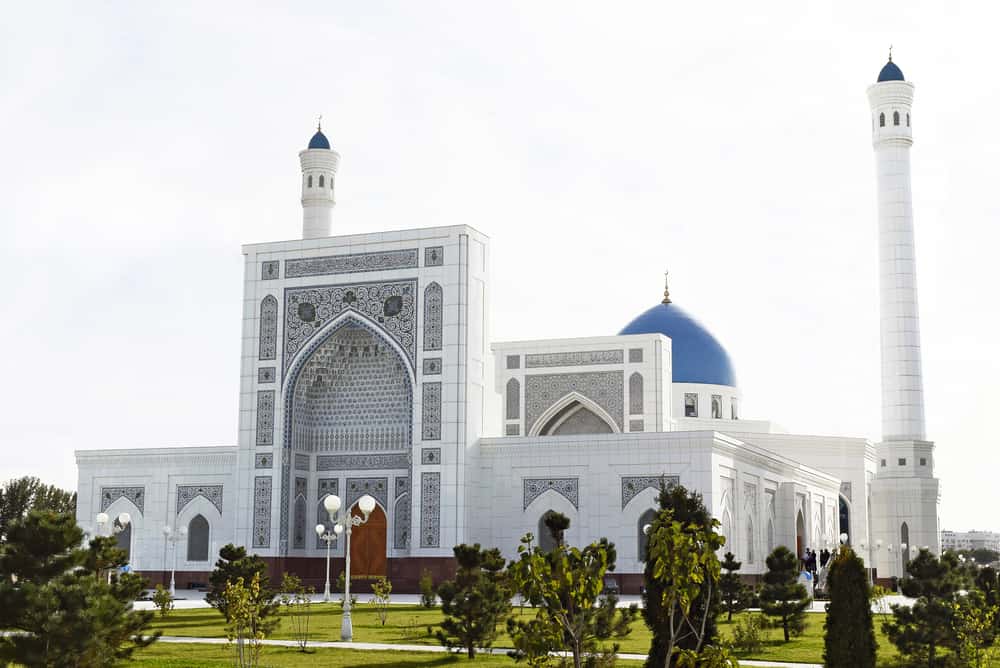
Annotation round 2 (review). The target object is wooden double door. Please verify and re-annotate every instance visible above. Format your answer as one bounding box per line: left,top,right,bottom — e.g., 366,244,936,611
350,504,387,578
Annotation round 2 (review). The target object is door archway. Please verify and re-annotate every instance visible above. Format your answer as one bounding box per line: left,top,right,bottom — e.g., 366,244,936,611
350,504,387,578
796,510,806,560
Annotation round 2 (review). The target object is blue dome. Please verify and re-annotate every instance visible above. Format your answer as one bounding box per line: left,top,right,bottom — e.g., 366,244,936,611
619,302,737,386
877,60,904,82
308,130,331,149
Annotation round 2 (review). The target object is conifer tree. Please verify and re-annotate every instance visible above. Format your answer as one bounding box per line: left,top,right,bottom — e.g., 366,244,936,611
436,543,511,658
760,546,811,642
719,552,748,622
823,546,875,668
207,544,277,625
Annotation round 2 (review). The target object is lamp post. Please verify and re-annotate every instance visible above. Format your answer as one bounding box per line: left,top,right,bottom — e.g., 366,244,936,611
162,524,188,597
315,493,343,603
320,493,377,641
96,511,131,584
858,539,881,586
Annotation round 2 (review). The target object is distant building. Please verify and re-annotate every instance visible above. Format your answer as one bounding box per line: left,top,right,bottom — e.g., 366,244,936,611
941,530,1000,553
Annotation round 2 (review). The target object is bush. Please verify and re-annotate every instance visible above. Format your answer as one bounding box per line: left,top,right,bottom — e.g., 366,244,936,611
279,573,313,652
730,613,767,653
153,584,174,617
370,576,392,626
419,569,436,608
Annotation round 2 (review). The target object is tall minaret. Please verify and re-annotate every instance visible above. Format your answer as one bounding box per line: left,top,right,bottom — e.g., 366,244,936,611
299,121,340,239
867,52,940,579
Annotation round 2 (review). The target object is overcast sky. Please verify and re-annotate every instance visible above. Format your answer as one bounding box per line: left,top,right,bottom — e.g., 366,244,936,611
2,2,996,531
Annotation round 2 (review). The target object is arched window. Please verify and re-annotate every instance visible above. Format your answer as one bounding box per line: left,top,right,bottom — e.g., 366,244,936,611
838,496,850,544
506,378,520,420
638,508,656,561
629,373,643,415
187,514,210,561
711,395,722,419
293,494,307,549
318,174,325,188
893,111,900,126
538,511,559,553
767,518,775,554
114,517,131,563
879,112,885,127
906,113,910,127
900,522,910,576
747,519,755,563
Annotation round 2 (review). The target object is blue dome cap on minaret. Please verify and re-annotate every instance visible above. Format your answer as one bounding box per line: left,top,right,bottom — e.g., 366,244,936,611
877,59,904,82
618,276,736,386
308,126,331,149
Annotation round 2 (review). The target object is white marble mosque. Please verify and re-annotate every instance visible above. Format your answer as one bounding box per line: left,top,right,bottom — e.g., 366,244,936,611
75,57,940,591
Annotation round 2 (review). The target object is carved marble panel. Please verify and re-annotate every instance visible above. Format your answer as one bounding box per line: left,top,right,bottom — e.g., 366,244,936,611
424,246,443,267
525,371,624,434
422,382,442,440
316,453,410,471
346,477,388,510
252,476,272,548
420,472,441,548
506,378,520,420
525,350,623,368
176,485,223,515
394,493,411,549
285,249,418,278
100,486,145,514
294,454,310,471
523,478,579,510
422,358,442,375
628,372,643,415
423,283,443,351
395,476,409,497
621,475,679,509
505,423,520,436
421,448,441,465
629,419,644,432
506,355,520,369
258,367,275,384
254,453,273,469
259,295,278,361
628,348,643,363
256,390,274,446
293,477,308,549
261,260,280,280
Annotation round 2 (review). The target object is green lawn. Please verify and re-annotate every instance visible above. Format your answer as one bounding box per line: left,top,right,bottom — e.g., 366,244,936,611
146,603,916,665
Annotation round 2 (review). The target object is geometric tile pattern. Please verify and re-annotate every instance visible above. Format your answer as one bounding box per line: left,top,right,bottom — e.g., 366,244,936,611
422,382,442,440
394,491,411,549
256,390,275,446
421,448,441,465
628,348,643,363
254,453,273,469
420,472,441,548
629,372,643,415
176,484,223,515
259,295,278,361
525,350,623,368
282,280,417,376
422,358,442,375
258,367,275,383
506,378,520,420
423,283,443,351
315,453,410,471
285,249,418,278
620,475,679,509
525,371,624,435
395,476,409,497
523,478,579,510
261,260,280,280
100,486,145,514
253,476,272,548
424,246,444,267
346,477,388,511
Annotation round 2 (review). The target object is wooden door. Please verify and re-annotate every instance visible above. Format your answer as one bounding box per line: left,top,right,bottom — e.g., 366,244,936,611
350,504,387,578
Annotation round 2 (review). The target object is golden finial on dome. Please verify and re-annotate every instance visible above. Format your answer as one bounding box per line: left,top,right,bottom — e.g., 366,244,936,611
662,270,672,304
317,114,323,131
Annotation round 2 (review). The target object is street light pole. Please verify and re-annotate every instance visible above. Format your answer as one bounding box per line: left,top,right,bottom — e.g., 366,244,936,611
315,493,343,603
318,492,377,641
96,511,131,584
162,525,188,597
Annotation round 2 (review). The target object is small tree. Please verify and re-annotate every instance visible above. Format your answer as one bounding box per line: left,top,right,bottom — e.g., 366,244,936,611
0,476,76,542
507,513,638,668
207,544,275,623
952,590,998,668
279,573,313,652
224,573,277,668
760,546,810,642
419,569,436,608
436,543,512,658
370,576,392,626
153,584,174,618
719,552,748,622
823,546,875,668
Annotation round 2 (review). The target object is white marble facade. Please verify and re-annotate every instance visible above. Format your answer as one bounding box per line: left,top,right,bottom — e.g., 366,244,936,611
76,61,942,584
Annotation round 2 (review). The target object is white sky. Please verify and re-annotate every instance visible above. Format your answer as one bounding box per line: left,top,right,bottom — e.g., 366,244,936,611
1,2,997,531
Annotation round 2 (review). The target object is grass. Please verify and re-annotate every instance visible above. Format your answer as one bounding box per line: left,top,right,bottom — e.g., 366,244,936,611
146,603,916,666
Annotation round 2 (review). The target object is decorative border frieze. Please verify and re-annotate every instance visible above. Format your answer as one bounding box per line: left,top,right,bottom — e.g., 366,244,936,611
316,452,410,471
523,478,579,510
422,382,442,440
252,476,272,548
422,358,442,375
285,249,418,278
258,367,275,384
420,472,441,548
346,477,388,510
256,390,275,446
525,350,623,368
421,448,441,465
424,246,444,267
176,484,223,515
621,475,679,509
100,486,145,514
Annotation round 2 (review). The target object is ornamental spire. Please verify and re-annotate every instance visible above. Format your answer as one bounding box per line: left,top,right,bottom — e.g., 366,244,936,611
661,270,672,304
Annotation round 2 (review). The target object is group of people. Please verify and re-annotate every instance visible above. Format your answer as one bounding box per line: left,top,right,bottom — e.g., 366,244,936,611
800,547,832,575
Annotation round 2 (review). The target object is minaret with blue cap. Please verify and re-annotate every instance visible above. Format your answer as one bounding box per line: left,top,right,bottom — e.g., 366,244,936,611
299,118,341,238
867,50,941,574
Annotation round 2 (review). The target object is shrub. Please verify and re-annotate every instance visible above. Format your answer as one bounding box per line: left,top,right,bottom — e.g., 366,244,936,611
153,584,174,617
370,576,392,626
419,569,436,608
279,573,313,652
335,571,358,608
730,613,767,654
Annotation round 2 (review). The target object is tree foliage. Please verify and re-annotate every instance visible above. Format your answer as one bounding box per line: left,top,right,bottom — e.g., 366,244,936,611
951,589,998,668
760,546,811,642
0,510,158,666
884,549,973,668
207,543,277,624
224,572,278,668
508,513,638,668
823,546,875,668
641,483,723,667
0,476,76,542
436,543,512,659
370,575,392,626
719,552,748,622
279,572,313,652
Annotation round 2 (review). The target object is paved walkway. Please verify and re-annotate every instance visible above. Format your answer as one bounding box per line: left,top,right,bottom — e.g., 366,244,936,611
157,635,821,667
